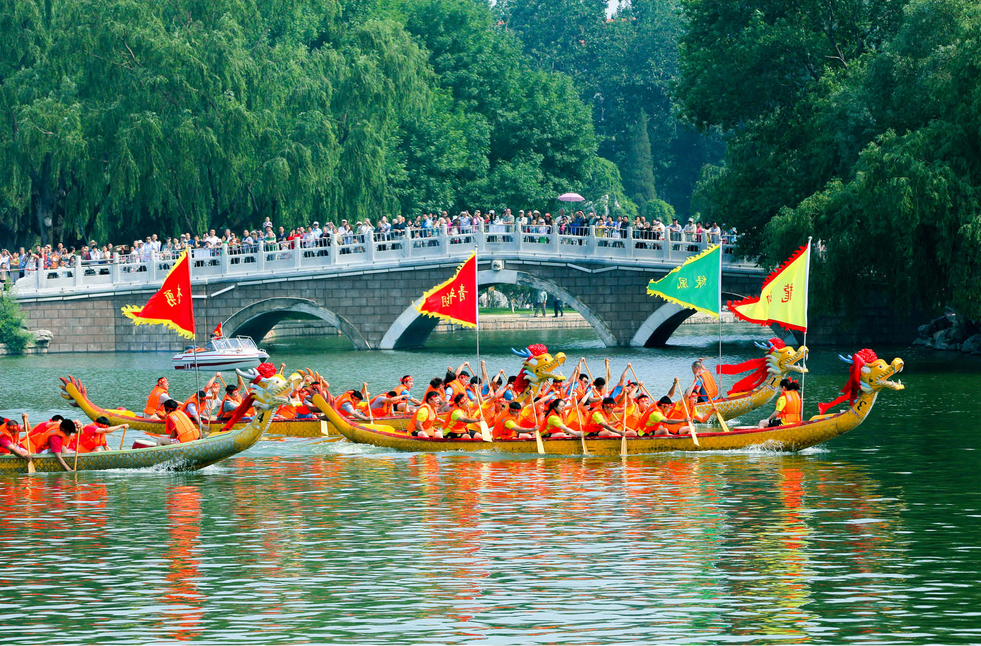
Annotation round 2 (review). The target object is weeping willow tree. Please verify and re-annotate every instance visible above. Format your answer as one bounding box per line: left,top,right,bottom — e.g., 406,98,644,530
0,0,613,249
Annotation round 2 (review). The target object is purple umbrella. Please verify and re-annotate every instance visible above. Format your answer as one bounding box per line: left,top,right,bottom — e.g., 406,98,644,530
557,192,585,202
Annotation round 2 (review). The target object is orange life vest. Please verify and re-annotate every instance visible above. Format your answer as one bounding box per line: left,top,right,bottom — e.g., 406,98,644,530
776,391,802,424
144,385,168,417
441,403,473,435
492,413,521,440
334,391,364,418
68,423,108,453
218,392,243,420
168,410,200,443
413,403,437,433
423,385,445,405
370,394,394,418
694,369,719,401
539,413,566,437
180,393,205,418
25,423,70,453
583,409,609,435
0,420,18,454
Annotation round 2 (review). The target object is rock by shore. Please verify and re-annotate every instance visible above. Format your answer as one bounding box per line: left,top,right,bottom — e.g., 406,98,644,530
913,311,980,354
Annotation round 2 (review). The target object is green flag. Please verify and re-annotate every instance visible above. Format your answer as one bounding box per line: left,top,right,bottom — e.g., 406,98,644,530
646,245,721,317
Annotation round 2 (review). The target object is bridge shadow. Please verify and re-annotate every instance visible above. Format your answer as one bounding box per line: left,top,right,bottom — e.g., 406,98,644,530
379,269,617,350
224,298,370,350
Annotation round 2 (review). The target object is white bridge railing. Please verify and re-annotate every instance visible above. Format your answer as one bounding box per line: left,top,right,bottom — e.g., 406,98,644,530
12,224,755,296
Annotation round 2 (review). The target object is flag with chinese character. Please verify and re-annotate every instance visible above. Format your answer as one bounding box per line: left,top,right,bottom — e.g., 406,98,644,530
729,244,809,331
646,245,720,317
416,252,477,328
121,249,196,339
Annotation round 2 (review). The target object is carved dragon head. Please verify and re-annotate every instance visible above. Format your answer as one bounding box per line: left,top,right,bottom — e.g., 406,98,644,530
511,344,566,394
755,339,808,376
236,363,302,410
839,349,905,393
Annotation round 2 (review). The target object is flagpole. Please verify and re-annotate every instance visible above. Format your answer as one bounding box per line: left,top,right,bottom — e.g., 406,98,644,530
800,238,812,407
717,244,723,374
191,255,203,436
474,246,480,377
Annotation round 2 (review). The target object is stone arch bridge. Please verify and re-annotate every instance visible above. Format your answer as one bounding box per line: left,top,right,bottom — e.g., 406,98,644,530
18,257,767,353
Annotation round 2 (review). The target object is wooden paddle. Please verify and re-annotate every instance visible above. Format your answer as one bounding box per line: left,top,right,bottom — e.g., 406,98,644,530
620,399,628,457
473,384,493,443
570,374,588,456
362,382,374,423
119,424,127,450
21,413,35,474
73,420,81,471
531,386,545,454
680,389,700,447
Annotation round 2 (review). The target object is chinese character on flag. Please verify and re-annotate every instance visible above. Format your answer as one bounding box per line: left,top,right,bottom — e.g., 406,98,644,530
121,250,196,339
417,252,477,328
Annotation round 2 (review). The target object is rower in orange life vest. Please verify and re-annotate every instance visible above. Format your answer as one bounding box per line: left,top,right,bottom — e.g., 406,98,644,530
538,399,580,439
180,389,210,428
759,378,802,427
410,390,443,438
687,358,720,403
165,398,200,443
67,416,129,453
492,401,538,440
0,416,30,459
582,397,636,438
392,375,420,412
441,392,483,439
217,373,251,421
19,414,81,471
144,376,170,419
636,395,700,436
335,383,371,421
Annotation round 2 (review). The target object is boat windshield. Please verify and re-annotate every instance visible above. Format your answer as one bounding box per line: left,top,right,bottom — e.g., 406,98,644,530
205,337,258,352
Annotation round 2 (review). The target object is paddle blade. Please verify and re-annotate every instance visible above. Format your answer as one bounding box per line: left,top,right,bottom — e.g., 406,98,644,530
620,432,627,457
690,427,700,447
535,430,545,454
27,459,35,474
479,421,492,443
717,414,731,433
319,420,330,436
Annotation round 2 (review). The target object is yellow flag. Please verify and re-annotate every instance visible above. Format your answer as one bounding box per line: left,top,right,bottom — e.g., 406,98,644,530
729,244,809,331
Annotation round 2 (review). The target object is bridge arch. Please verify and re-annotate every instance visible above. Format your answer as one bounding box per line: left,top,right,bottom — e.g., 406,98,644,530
223,297,370,350
379,269,618,349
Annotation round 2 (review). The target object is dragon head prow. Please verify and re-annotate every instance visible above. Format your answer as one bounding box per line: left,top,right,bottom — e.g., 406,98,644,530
854,353,905,392
511,344,567,394
760,339,808,376
236,363,302,410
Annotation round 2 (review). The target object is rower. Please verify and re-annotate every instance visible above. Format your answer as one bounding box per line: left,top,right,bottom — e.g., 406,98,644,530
335,386,370,421
441,393,482,439
217,379,247,422
582,397,632,437
492,401,537,440
759,379,802,427
637,396,694,436
369,391,409,418
144,377,170,419
423,378,446,410
393,376,420,411
411,390,442,438
179,390,209,428
0,417,30,459
539,399,579,438
21,416,80,471
687,358,720,403
67,416,128,453
166,398,200,443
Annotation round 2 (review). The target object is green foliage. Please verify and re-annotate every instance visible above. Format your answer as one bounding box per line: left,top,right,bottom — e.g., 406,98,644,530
0,285,30,352
0,0,611,247
676,0,981,319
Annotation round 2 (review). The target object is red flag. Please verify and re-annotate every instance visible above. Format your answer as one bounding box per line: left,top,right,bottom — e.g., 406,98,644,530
416,252,477,328
121,250,196,339
211,322,223,338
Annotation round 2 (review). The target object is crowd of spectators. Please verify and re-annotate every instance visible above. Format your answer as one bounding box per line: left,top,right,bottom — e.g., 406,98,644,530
0,208,739,284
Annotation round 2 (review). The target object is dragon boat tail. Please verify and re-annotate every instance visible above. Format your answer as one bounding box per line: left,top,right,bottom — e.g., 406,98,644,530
315,350,902,456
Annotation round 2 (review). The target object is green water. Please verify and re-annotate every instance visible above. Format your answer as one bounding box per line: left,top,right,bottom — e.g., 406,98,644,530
1,326,979,644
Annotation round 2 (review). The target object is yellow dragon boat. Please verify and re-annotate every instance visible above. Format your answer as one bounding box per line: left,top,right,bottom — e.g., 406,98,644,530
317,350,903,456
57,375,410,438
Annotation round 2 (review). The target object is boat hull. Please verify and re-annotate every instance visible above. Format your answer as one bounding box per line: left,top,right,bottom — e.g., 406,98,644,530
316,394,866,456
0,409,274,474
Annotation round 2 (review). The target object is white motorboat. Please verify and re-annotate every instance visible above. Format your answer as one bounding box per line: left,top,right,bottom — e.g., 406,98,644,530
172,336,269,371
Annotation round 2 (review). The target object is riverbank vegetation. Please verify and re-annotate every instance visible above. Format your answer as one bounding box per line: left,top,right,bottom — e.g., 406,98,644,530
0,286,29,352
2,0,979,319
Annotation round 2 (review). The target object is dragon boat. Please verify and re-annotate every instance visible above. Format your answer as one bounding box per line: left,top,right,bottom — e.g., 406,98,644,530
317,350,903,456
1,363,307,474
57,375,413,438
